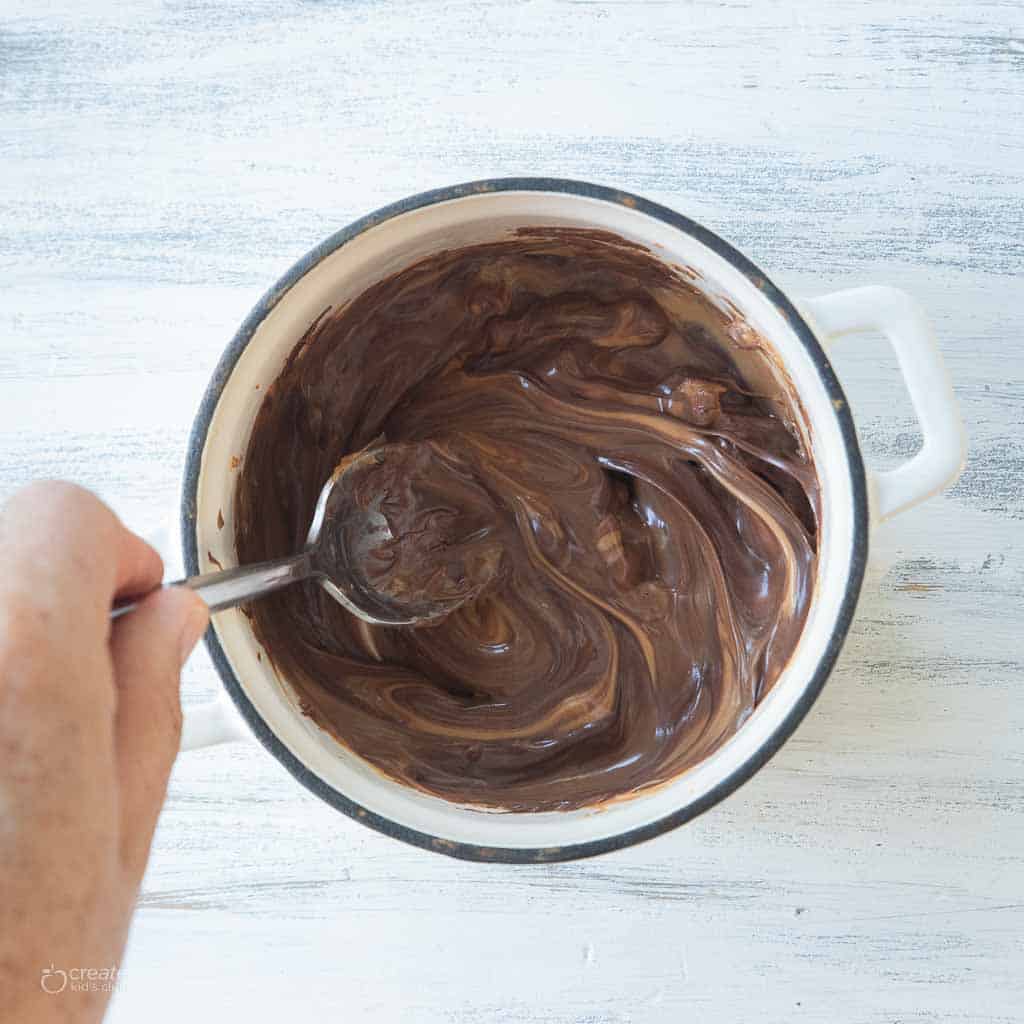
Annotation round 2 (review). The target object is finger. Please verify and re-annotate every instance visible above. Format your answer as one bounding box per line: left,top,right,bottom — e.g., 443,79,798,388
109,586,208,881
0,485,116,731
0,485,152,836
112,526,164,601
0,481,164,637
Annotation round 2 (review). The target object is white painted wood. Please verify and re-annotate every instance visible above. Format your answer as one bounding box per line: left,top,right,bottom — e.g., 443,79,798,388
2,1,1021,1020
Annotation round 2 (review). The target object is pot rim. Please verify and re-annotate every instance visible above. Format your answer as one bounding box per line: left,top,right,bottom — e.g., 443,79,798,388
181,177,869,863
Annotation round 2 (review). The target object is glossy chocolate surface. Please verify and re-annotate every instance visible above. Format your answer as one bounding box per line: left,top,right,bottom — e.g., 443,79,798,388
235,230,818,810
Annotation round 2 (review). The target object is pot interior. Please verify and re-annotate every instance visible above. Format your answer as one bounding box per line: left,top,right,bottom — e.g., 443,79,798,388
192,186,862,851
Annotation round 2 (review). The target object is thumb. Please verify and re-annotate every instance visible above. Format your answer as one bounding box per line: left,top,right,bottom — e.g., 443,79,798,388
109,586,209,882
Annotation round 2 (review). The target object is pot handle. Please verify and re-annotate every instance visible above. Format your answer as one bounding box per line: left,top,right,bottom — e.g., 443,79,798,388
180,697,249,751
140,519,250,751
799,285,966,522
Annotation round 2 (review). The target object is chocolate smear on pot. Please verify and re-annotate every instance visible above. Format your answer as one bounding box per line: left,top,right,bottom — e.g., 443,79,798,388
235,230,818,811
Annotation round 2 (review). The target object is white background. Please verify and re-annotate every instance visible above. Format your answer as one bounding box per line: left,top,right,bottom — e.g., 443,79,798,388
2,1,1022,1021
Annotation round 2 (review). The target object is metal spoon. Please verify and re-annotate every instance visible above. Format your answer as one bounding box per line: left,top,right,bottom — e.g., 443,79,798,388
112,448,460,627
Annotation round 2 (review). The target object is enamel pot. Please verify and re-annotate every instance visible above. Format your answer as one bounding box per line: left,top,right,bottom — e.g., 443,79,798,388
179,179,965,862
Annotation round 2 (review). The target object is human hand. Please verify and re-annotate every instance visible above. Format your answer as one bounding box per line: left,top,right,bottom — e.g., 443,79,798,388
0,482,209,1023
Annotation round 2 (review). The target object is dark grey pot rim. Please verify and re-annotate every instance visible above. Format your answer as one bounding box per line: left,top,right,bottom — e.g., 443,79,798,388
182,177,869,864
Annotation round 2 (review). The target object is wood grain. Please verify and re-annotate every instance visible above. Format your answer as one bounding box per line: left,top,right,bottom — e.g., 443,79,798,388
2,1,1021,1020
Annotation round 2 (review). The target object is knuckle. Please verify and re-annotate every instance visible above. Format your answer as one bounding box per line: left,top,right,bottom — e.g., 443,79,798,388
124,533,164,585
1,483,123,579
8,479,91,516
6,480,118,538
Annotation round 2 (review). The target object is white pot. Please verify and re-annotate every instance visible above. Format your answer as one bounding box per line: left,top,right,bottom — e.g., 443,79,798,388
179,179,965,861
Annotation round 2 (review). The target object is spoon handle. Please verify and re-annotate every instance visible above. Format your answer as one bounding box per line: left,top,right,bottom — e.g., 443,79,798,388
111,552,313,619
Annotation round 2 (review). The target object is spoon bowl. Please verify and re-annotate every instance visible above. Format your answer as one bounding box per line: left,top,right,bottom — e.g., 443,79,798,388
306,447,469,626
114,446,466,625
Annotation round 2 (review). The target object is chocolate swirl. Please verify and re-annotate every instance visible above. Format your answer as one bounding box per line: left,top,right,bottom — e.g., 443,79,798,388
235,230,818,811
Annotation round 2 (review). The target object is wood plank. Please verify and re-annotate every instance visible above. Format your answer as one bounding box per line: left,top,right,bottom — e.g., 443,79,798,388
2,1,1021,1020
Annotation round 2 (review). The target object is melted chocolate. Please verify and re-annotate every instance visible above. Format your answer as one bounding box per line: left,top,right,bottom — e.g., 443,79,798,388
235,230,818,811
328,442,505,618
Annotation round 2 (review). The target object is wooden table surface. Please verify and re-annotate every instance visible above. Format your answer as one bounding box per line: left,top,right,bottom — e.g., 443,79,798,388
3,1,1022,1020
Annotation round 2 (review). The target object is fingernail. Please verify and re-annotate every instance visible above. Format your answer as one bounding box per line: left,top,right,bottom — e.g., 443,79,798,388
178,597,210,667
